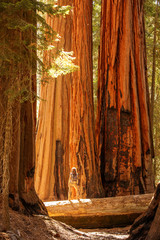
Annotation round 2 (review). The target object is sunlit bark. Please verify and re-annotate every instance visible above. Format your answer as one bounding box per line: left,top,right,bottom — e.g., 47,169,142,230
69,0,104,199
96,0,154,196
35,0,72,201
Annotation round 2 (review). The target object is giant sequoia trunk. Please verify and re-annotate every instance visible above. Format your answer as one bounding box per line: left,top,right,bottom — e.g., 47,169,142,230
35,0,72,201
96,0,154,197
128,183,160,240
69,0,104,199
0,3,47,215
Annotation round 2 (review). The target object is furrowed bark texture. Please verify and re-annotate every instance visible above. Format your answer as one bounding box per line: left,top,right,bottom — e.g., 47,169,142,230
0,5,47,215
35,0,72,201
128,183,160,240
69,0,104,199
96,0,154,197
9,69,46,214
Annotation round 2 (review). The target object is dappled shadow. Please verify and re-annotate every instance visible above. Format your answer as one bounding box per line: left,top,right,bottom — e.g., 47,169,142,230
0,208,130,239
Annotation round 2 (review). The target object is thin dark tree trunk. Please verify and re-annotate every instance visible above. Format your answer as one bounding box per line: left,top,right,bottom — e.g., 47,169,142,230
2,99,12,231
151,0,159,131
154,90,159,181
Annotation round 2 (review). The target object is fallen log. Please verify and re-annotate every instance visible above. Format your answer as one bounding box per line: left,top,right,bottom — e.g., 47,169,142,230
44,194,153,228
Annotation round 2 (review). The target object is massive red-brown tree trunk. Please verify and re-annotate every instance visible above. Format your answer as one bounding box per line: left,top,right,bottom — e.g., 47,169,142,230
69,0,104,199
0,5,47,216
96,0,154,197
35,0,72,201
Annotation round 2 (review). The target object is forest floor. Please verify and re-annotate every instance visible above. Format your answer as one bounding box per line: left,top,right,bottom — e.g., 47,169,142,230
0,209,130,240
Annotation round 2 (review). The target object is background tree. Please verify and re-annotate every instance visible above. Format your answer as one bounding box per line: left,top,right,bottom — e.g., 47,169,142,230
2,99,12,231
69,0,104,199
150,0,158,129
144,0,160,184
96,0,154,197
35,0,73,201
92,0,101,115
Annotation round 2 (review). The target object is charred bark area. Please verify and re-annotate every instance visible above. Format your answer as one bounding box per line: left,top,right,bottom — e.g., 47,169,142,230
54,140,67,199
75,136,100,198
101,108,118,196
19,101,35,192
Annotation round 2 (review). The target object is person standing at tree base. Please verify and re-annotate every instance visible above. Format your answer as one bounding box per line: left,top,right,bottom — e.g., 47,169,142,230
68,167,80,200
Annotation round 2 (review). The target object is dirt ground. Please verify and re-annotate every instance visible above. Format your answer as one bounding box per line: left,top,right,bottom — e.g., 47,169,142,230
0,209,130,240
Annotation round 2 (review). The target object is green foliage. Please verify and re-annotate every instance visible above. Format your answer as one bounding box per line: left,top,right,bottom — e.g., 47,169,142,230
0,0,73,103
153,77,160,184
92,0,101,115
144,0,160,184
144,0,158,79
49,50,78,78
